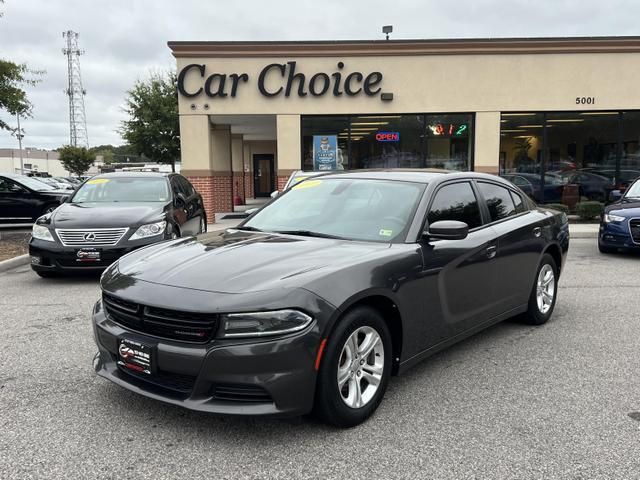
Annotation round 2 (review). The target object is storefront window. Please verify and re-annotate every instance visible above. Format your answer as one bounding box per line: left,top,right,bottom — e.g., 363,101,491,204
301,113,474,172
500,111,640,209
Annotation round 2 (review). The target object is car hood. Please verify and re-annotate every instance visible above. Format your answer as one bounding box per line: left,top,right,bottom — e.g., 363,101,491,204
114,230,391,294
50,202,166,228
605,198,640,215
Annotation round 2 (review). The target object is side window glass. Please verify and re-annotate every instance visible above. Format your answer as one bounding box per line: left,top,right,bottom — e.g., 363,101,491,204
478,182,517,222
0,178,9,193
169,177,181,196
427,182,482,229
510,190,526,213
178,176,195,196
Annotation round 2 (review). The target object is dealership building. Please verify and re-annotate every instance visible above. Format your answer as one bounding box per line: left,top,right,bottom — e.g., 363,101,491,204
169,36,640,221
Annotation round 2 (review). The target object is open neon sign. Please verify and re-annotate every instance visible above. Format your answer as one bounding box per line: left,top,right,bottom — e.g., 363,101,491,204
428,123,468,136
375,131,400,142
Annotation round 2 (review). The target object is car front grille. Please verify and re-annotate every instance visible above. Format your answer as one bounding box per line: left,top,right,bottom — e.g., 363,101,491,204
630,219,640,244
118,364,197,394
56,228,128,246
102,293,218,343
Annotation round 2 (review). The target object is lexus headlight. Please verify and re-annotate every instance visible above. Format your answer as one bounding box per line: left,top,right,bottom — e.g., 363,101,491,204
604,213,625,223
220,309,313,338
32,224,54,242
129,221,166,240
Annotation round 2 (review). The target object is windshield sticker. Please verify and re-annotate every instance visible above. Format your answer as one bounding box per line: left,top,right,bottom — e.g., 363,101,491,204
292,179,323,190
86,178,109,185
379,229,393,237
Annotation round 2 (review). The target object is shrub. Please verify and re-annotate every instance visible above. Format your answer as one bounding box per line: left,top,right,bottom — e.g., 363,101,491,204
575,201,604,221
544,203,569,214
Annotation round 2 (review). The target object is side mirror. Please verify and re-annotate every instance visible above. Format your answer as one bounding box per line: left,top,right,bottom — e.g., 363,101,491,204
425,220,469,241
270,190,279,199
174,192,186,207
609,189,622,203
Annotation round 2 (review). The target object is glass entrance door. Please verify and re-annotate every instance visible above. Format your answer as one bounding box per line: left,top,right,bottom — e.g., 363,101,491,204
253,154,275,197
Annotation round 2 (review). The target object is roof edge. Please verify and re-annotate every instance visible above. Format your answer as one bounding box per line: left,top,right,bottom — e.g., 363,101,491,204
167,36,640,58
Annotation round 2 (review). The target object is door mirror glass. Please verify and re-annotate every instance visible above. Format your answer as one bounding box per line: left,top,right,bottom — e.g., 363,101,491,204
608,189,622,203
426,220,469,240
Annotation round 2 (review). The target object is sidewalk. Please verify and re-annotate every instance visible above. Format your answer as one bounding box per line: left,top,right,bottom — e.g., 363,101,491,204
569,223,599,239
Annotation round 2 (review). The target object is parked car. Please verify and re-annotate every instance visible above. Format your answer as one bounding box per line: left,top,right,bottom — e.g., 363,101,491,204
0,173,70,223
501,172,565,203
598,178,640,253
93,170,569,427
29,172,207,277
33,176,75,191
559,170,614,202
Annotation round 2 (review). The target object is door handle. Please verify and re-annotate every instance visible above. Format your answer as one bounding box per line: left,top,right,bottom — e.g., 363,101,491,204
533,227,542,238
486,245,497,259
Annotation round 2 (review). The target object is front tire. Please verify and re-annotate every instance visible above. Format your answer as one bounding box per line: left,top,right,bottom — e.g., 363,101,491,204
598,241,615,254
314,306,392,428
522,254,558,325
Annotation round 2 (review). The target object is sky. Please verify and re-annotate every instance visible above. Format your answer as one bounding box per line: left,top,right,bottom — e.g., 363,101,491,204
0,0,639,150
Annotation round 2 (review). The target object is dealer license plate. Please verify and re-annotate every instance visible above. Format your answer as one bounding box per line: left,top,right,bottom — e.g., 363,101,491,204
117,338,153,375
76,248,101,262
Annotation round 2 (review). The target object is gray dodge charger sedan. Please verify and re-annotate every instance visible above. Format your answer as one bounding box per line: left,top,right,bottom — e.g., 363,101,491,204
92,170,569,427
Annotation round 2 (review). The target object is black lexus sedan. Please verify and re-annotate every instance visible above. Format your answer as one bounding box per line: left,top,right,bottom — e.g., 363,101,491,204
0,173,70,223
30,172,207,277
92,170,569,427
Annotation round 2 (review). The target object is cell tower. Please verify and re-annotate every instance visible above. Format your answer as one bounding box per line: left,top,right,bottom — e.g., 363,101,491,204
62,30,89,148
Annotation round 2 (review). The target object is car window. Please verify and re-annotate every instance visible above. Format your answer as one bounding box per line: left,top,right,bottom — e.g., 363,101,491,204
427,182,482,229
177,176,195,196
0,178,26,193
478,182,517,222
510,190,526,214
512,176,530,187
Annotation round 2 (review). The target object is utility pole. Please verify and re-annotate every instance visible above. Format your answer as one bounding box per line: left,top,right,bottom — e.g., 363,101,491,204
62,30,89,148
16,113,24,175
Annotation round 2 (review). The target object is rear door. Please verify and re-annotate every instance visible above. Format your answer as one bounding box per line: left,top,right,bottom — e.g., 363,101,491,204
0,177,34,222
419,181,498,345
475,181,545,313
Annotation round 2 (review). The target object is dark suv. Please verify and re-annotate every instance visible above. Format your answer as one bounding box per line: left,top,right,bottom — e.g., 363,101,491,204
29,172,207,276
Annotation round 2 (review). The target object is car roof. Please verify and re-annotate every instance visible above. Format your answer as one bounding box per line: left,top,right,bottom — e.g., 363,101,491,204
90,172,171,179
317,169,506,185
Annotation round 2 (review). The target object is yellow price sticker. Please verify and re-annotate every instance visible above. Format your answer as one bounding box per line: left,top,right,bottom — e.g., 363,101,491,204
86,178,109,185
292,179,322,190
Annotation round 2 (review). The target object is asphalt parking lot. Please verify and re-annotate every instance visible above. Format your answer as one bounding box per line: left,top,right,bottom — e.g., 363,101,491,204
0,238,639,479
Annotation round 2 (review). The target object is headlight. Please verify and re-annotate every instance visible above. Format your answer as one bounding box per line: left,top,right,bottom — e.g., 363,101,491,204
603,213,625,223
32,224,54,242
219,309,313,338
129,221,166,240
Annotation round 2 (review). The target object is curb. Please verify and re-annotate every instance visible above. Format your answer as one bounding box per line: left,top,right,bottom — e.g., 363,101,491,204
0,254,30,273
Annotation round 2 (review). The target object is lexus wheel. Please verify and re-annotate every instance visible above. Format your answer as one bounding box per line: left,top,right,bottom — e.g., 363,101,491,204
315,306,392,428
199,216,207,234
523,254,558,325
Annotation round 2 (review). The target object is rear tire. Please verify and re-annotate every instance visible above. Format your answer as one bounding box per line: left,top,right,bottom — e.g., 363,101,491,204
199,216,207,234
314,306,392,428
522,254,558,325
598,241,615,254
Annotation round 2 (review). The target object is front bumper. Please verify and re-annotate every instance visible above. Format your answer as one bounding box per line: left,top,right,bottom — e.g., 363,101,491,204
92,299,322,417
599,221,640,250
29,237,161,272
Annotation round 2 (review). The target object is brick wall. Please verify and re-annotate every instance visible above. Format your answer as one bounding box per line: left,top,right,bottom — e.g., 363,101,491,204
232,173,245,204
187,174,233,223
277,175,289,192
244,173,254,199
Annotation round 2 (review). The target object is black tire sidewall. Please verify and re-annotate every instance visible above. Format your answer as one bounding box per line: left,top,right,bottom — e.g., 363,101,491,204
315,306,392,428
526,253,558,325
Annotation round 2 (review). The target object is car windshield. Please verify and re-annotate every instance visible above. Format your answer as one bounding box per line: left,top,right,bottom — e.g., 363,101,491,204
242,178,425,242
15,176,56,191
624,181,640,199
71,176,169,203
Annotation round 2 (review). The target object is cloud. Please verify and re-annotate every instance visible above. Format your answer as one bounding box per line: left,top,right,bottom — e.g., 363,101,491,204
1,0,640,149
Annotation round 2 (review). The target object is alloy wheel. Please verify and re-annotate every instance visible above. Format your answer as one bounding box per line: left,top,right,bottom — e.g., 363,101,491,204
337,326,384,409
536,264,555,314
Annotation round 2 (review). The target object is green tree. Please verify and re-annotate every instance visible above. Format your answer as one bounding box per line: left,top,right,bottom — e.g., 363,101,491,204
119,71,180,172
58,145,95,176
0,1,42,131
